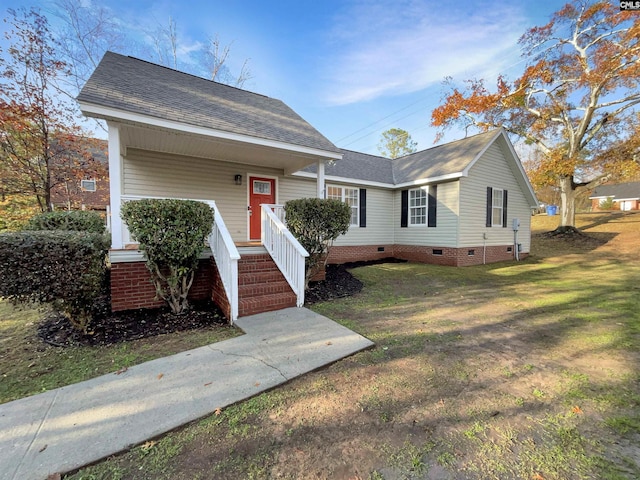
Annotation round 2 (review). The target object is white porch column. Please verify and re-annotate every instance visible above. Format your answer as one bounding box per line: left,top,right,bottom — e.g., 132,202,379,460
317,160,325,199
107,121,123,249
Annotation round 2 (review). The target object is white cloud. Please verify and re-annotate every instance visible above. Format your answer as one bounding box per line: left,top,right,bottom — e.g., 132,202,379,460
321,0,527,105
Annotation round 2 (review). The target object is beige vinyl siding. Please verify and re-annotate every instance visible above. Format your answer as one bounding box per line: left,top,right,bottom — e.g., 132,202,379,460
393,181,460,247
123,148,281,242
458,143,532,252
280,176,395,246
279,176,316,203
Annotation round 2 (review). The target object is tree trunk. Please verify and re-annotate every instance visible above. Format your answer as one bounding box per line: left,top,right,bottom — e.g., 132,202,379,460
559,175,576,228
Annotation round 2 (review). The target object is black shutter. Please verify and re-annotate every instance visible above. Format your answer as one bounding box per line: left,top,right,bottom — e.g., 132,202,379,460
486,187,493,227
401,190,408,228
428,185,437,227
502,189,508,228
359,189,367,227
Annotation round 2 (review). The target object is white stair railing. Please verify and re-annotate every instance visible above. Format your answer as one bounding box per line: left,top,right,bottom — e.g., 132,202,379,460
119,195,239,323
208,202,240,324
261,204,309,307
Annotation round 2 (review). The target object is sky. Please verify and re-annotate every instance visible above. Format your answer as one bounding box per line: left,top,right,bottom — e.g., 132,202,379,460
0,0,572,155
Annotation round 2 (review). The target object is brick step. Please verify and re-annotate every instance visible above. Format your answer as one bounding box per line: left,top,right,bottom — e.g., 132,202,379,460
238,280,292,298
239,291,297,317
238,255,280,274
239,270,287,286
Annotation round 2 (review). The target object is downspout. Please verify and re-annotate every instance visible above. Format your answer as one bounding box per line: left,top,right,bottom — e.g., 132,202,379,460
483,232,487,265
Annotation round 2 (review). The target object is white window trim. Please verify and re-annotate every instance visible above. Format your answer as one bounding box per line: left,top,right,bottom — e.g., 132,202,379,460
408,187,428,227
81,179,97,192
327,184,359,227
492,187,504,227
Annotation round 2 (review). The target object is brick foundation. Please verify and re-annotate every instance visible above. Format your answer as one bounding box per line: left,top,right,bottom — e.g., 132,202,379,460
327,244,527,267
110,258,213,312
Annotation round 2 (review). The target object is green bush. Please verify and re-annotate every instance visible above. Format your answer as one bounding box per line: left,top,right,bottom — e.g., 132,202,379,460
25,210,105,233
120,199,214,314
599,197,616,210
0,231,109,332
284,198,351,288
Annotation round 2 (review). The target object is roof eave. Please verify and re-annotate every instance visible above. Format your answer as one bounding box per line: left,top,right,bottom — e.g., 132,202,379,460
79,101,343,161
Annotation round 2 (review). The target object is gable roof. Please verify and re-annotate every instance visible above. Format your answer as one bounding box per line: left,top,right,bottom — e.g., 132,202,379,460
590,181,640,200
303,129,515,184
391,130,499,184
77,52,340,155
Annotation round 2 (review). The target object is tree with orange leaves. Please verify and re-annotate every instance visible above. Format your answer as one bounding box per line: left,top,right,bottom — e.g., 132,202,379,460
431,1,639,231
0,8,102,214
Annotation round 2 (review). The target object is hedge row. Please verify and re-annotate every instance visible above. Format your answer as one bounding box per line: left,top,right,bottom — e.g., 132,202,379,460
25,210,106,233
0,231,109,332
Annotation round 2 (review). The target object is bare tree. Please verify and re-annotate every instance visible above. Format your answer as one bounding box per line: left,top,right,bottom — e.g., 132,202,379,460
201,34,252,87
53,0,125,93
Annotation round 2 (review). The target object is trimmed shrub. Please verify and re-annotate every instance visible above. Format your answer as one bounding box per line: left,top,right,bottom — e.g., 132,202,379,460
0,231,109,332
284,198,351,288
120,199,214,315
25,210,105,233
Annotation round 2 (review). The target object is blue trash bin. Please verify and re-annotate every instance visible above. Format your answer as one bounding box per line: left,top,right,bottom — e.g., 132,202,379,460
547,205,557,216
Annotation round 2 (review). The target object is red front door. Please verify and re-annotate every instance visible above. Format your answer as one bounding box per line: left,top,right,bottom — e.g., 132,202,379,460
249,176,276,240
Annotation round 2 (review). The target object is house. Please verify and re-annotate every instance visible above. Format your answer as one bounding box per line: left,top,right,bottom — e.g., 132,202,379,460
77,52,538,322
589,182,640,211
49,137,110,212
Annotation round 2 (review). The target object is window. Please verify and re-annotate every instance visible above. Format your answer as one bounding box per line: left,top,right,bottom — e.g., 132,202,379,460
253,180,271,195
327,185,359,226
401,186,437,228
81,179,96,192
492,188,504,226
409,188,427,225
486,187,508,227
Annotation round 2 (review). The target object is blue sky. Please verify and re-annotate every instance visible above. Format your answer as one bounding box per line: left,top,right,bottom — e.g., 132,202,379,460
1,0,570,154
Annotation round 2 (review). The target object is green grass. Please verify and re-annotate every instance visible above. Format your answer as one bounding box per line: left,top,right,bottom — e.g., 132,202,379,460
0,302,240,404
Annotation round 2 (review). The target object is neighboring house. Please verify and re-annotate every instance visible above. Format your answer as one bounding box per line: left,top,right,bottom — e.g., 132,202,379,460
590,182,640,212
77,52,538,322
49,138,110,211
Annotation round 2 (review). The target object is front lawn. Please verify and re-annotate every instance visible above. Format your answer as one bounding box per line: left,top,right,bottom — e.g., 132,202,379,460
64,211,640,479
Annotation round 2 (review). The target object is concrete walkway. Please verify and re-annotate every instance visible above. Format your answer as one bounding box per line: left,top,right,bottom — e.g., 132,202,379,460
0,307,373,480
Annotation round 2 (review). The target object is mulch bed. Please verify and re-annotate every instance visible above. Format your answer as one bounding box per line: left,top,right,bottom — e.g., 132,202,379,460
38,299,227,347
37,258,401,347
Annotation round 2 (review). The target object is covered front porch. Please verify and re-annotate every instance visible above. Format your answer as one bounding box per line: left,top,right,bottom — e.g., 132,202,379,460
101,120,337,323
77,51,343,323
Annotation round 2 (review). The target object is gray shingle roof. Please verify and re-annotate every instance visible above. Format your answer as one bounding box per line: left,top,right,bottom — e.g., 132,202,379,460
591,181,640,199
303,130,501,185
304,149,394,184
392,130,498,184
77,52,340,154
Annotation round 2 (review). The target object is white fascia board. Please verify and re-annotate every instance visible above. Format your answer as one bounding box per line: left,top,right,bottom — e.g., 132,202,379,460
291,171,464,189
290,171,395,189
393,172,464,188
79,102,343,161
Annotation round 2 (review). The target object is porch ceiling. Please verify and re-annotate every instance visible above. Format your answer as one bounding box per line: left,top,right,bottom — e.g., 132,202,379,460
118,122,328,174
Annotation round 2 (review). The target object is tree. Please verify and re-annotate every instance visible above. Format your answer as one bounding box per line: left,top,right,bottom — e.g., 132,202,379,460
378,128,418,159
148,18,252,88
53,0,124,95
0,7,100,212
431,1,640,230
201,34,252,87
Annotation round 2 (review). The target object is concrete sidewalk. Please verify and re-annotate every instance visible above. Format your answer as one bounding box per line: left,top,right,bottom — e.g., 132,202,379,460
0,307,373,480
